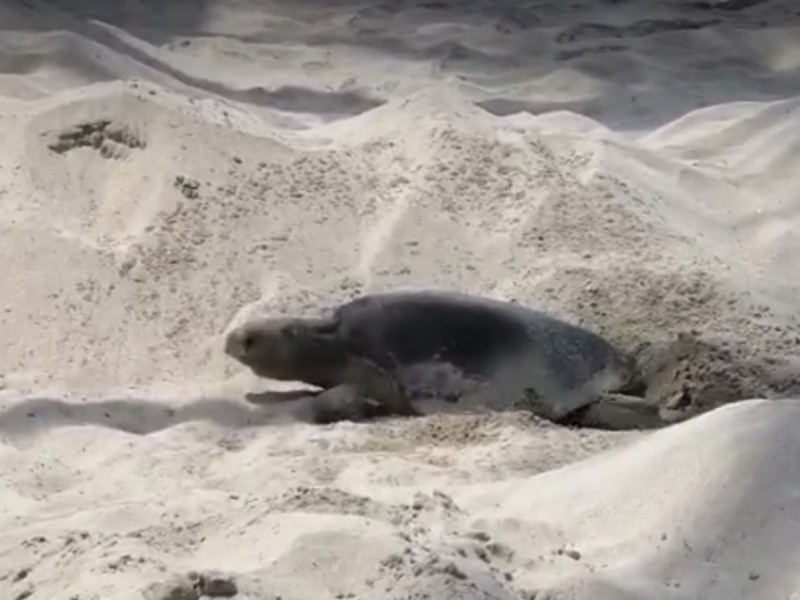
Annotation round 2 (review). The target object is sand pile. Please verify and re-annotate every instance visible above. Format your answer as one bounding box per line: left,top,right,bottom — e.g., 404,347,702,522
1,0,800,598
4,397,800,600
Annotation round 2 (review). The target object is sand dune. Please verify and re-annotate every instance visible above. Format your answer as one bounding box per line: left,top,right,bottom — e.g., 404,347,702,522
1,0,800,598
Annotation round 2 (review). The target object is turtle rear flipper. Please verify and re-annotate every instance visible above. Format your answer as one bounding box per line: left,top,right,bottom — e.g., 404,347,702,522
513,385,598,423
562,393,665,430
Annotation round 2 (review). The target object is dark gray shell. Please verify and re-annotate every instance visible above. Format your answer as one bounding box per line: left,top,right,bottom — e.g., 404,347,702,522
329,290,639,418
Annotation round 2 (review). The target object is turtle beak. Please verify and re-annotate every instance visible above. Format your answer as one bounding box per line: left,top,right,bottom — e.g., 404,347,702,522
224,328,248,362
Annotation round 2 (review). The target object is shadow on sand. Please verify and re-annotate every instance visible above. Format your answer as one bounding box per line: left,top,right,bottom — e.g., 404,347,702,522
0,390,324,438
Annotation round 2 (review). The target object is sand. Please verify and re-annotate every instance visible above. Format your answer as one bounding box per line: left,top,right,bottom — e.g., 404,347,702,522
1,0,800,598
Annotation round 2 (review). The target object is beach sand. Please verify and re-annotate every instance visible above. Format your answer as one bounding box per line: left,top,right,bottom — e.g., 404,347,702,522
1,0,800,598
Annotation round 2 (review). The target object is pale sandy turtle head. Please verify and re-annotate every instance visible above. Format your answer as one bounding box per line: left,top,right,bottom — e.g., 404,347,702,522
224,315,342,382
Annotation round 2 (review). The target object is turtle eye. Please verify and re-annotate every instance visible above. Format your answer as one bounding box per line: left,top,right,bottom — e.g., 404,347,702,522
241,334,256,352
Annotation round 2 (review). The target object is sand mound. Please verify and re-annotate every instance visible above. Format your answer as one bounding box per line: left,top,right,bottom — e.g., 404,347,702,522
3,397,800,599
2,0,800,598
2,81,798,407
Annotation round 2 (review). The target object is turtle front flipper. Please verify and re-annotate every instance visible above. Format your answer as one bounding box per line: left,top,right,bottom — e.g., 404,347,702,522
306,384,384,424
345,356,419,418
244,389,322,405
306,358,419,424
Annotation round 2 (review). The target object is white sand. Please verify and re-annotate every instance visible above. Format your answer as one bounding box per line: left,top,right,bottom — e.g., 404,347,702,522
2,0,800,598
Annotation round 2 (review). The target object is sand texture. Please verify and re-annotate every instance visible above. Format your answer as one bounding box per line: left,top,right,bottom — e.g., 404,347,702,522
1,0,800,598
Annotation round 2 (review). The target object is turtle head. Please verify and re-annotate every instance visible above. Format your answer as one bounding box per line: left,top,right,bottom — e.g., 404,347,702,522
224,316,339,380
